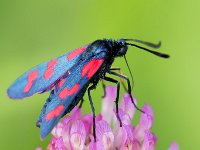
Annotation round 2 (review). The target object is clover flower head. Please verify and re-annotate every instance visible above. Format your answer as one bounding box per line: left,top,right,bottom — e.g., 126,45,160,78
37,85,178,150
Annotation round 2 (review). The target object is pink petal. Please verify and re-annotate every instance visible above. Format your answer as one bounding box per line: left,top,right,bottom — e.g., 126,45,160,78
120,140,136,150
61,121,71,149
88,141,104,150
115,125,137,149
103,85,117,100
96,114,103,122
121,125,134,145
62,115,72,125
120,93,137,119
70,120,86,150
132,139,142,150
113,108,132,127
139,104,154,129
96,120,114,150
114,126,123,148
113,109,132,147
52,115,71,138
71,106,82,121
101,86,116,124
82,114,93,134
51,122,64,137
133,104,154,141
168,141,179,150
35,148,42,150
142,130,157,150
47,137,66,150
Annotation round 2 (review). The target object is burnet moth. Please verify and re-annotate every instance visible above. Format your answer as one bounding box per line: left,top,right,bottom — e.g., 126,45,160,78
7,38,169,140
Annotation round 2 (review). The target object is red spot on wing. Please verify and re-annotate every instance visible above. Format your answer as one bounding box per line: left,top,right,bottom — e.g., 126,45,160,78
44,58,58,80
58,83,80,99
67,47,86,60
24,71,38,93
81,58,104,78
57,78,67,89
45,105,64,121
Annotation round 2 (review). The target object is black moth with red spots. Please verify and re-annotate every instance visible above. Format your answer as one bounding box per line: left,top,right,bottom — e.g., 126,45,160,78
7,38,169,140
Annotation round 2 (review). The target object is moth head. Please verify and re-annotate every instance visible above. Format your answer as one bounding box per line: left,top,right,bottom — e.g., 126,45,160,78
115,38,169,58
115,39,128,57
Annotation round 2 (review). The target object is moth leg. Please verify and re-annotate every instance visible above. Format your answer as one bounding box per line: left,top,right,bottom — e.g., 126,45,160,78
110,67,128,92
79,98,84,108
104,76,122,127
101,80,106,98
108,71,145,113
102,66,120,97
110,67,121,71
88,84,97,142
102,66,122,96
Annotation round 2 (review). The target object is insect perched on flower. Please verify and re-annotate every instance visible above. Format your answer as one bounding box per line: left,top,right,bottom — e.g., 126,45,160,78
7,38,169,140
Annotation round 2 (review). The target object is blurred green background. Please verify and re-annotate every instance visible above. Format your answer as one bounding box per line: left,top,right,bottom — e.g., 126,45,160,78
0,0,199,149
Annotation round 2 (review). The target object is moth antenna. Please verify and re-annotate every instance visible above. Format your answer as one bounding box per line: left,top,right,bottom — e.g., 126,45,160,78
124,39,161,49
124,55,134,91
126,43,170,58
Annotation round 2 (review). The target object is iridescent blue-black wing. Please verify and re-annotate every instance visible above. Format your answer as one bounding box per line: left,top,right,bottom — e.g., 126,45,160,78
38,52,106,139
7,45,88,99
